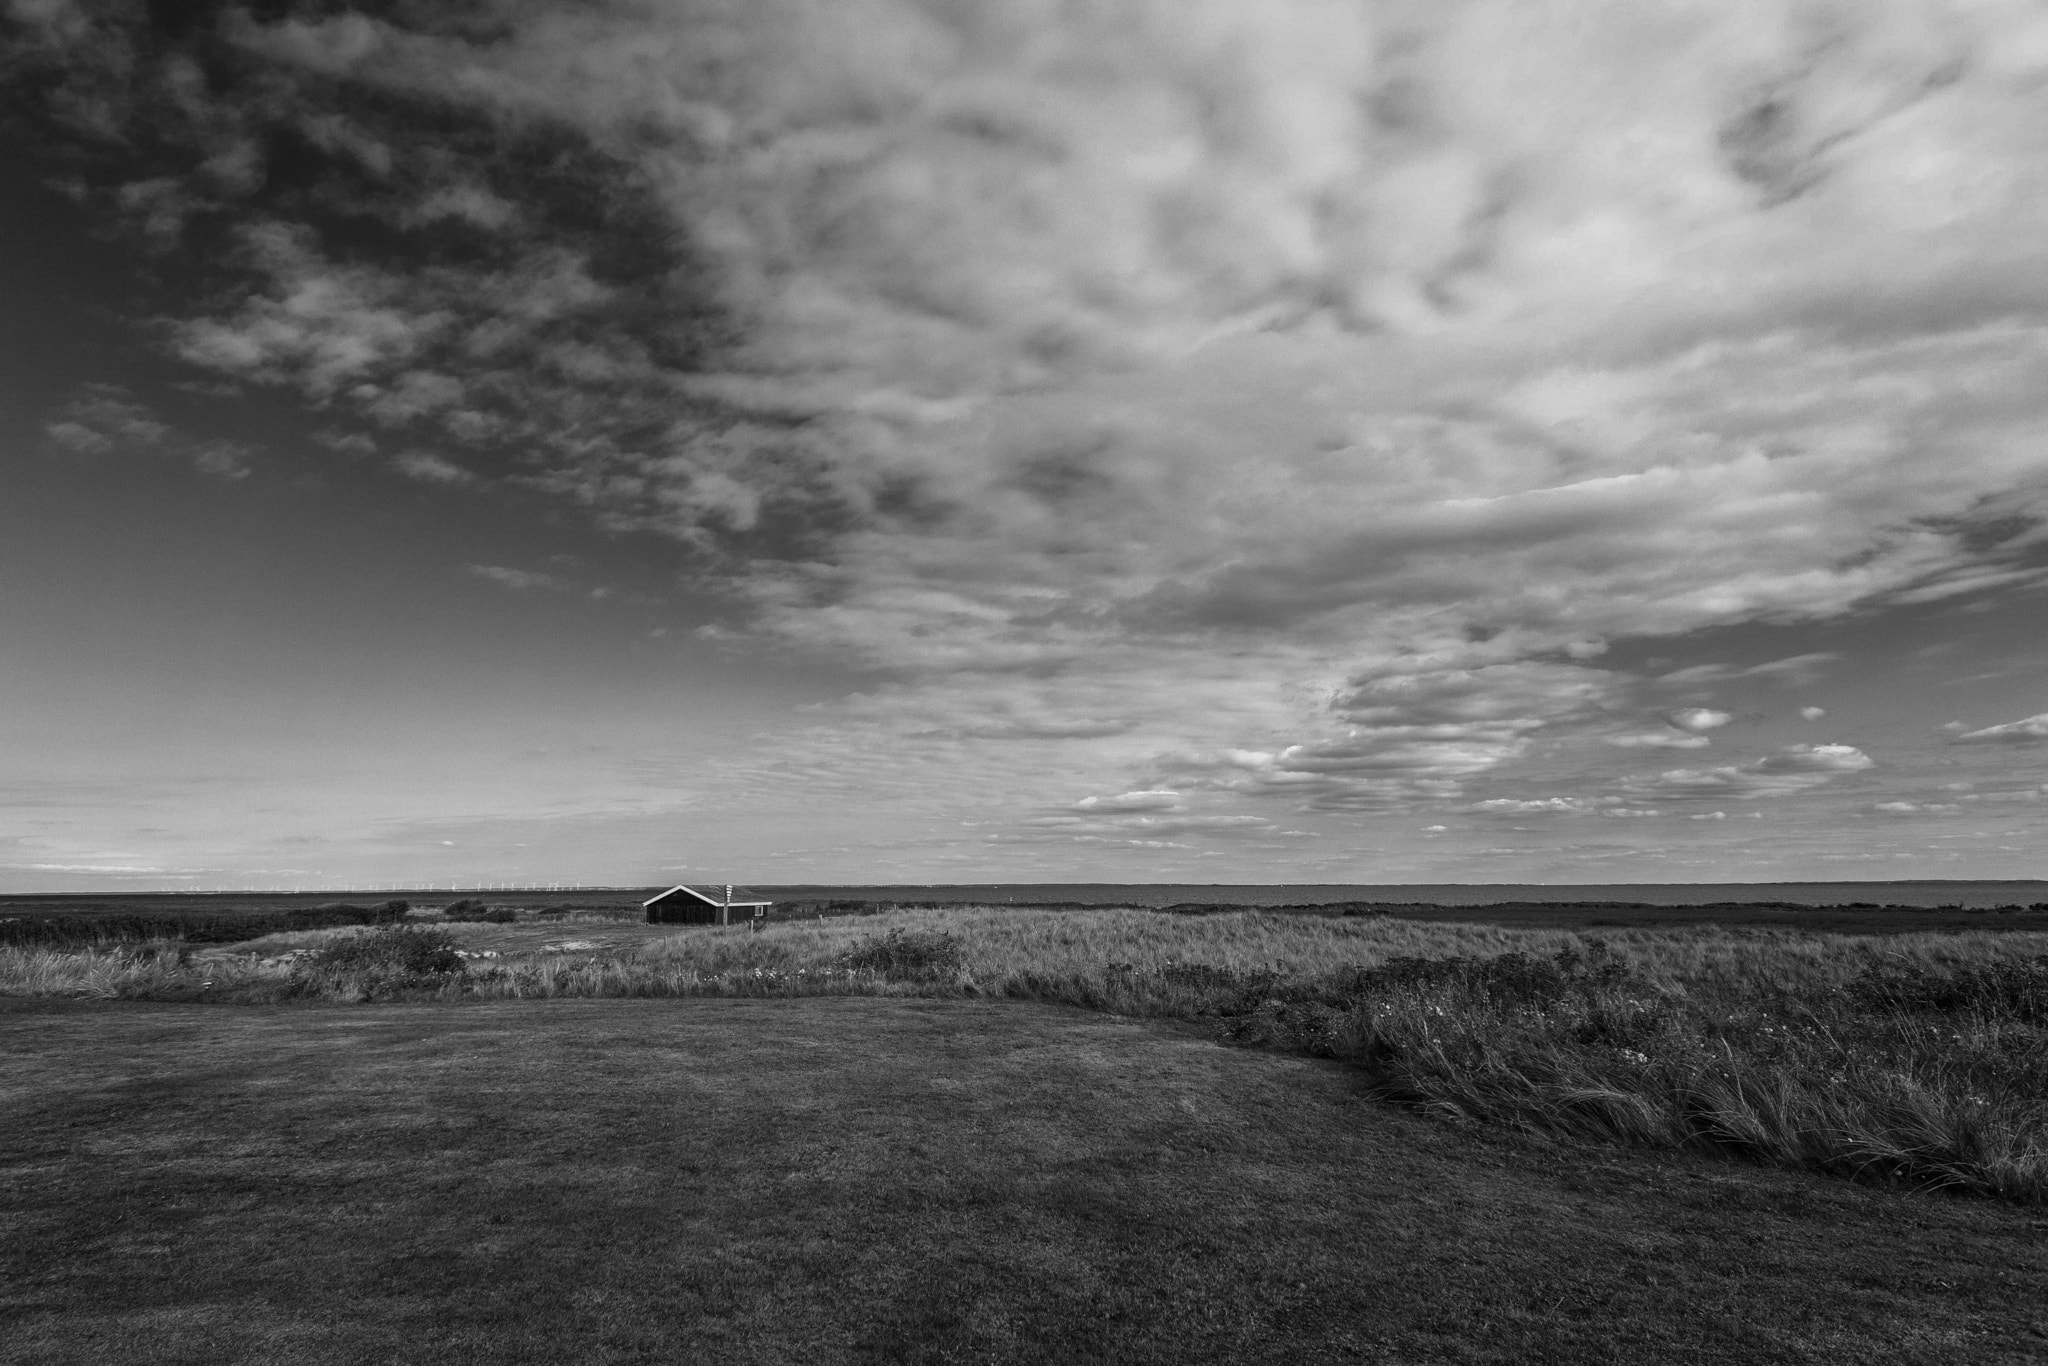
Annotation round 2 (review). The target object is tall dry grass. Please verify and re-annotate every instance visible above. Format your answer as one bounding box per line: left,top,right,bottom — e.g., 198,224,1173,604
0,942,280,999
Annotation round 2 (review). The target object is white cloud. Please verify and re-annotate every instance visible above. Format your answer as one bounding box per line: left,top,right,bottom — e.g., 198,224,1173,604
392,451,476,485
43,385,168,454
190,441,253,481
1074,791,1182,813
1621,743,1874,802
467,565,564,592
1800,706,1827,720
1952,712,2048,745
173,224,443,396
1461,797,1601,816
1602,705,1732,750
1755,743,1875,774
1605,732,1713,749
42,386,257,479
1958,785,2048,802
316,429,378,457
1010,805,1278,844
1147,654,1627,809
1658,654,1842,688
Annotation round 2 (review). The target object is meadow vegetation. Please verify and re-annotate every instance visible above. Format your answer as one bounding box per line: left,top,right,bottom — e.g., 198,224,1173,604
4,905,2046,1205
0,899,410,948
439,897,517,923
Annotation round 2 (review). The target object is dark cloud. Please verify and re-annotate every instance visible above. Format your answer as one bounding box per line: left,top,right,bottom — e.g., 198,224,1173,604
5,0,829,558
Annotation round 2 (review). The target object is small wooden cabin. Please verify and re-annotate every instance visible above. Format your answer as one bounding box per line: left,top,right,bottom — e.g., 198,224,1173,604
643,883,774,926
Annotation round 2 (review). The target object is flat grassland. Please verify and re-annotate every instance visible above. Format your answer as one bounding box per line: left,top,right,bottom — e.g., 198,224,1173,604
9,908,2048,1198
8,905,2048,1362
5,994,2047,1366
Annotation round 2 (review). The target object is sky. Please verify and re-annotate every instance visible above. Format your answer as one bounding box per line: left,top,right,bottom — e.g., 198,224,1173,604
5,0,2048,892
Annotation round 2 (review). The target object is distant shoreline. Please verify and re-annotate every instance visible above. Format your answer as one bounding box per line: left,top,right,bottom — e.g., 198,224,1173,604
6,877,2045,911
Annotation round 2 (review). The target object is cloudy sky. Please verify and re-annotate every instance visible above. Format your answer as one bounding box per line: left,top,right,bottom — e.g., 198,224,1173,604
7,0,2048,891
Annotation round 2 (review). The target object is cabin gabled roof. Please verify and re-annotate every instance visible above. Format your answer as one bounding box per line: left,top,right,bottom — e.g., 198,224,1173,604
641,883,774,909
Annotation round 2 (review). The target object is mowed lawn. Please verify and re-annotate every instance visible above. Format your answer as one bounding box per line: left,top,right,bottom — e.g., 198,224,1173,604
3,998,2045,1366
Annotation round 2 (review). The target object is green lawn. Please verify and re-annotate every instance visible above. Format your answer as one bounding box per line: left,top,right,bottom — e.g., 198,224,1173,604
3,996,2044,1365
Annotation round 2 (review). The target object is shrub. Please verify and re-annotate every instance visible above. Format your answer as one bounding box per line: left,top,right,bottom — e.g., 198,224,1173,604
1845,955,2048,1023
308,926,465,978
442,900,515,924
840,928,965,981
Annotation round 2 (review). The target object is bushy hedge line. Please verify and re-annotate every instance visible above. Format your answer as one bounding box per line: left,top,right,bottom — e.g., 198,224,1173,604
441,899,516,923
0,901,410,949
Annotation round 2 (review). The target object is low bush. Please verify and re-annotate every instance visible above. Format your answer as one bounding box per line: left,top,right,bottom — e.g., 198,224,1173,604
308,926,466,978
1845,955,2048,1022
442,900,516,924
840,929,965,981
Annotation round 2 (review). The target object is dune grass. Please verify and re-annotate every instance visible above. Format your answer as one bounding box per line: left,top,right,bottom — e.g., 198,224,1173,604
5,907,2047,1204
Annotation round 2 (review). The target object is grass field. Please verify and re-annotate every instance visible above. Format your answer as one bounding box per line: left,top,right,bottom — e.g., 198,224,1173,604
7,907,2048,1202
7,904,2047,1360
5,994,2046,1365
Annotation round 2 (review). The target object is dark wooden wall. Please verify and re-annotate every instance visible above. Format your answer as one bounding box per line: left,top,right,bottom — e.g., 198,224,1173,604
645,896,721,925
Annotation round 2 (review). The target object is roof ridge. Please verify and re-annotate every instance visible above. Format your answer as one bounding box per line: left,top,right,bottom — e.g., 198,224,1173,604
641,882,775,908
